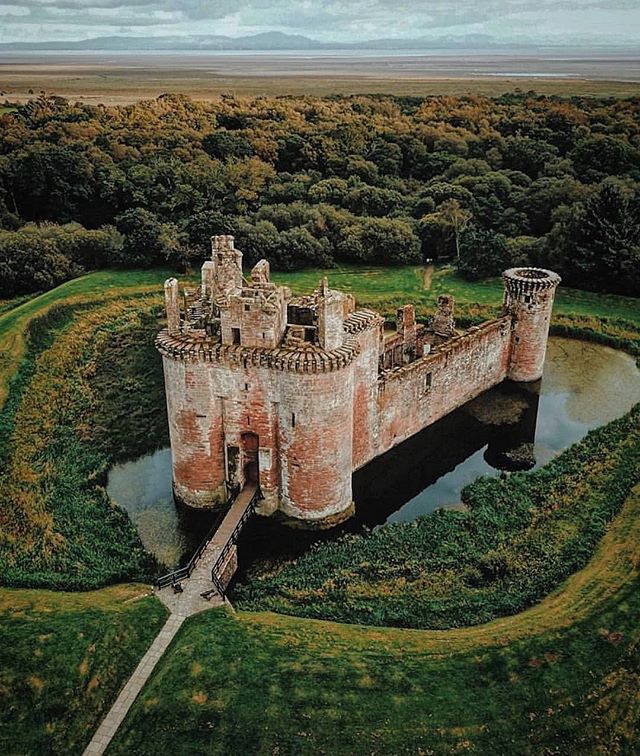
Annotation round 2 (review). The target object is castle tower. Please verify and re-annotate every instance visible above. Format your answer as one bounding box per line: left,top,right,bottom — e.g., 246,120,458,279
503,267,561,383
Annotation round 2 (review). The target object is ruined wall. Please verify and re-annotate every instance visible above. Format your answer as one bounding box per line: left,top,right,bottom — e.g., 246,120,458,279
221,294,287,350
373,316,512,463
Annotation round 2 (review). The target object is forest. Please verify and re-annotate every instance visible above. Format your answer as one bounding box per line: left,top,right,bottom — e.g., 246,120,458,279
0,91,639,298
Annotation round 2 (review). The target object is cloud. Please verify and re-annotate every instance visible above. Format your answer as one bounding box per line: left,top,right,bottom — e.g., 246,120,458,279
1,0,639,42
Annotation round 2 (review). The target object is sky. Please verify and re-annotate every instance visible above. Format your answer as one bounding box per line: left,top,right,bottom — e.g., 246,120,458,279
0,0,639,44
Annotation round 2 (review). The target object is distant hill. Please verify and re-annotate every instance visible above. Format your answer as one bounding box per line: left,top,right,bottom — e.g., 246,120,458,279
0,31,633,53
0,32,323,52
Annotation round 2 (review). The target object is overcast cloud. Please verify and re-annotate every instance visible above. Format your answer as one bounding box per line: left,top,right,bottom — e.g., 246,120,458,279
0,0,638,44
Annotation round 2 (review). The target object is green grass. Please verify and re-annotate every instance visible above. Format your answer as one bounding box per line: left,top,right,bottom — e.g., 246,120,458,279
0,264,636,592
273,264,640,324
110,482,640,754
0,295,166,589
0,263,637,753
233,403,640,628
0,268,173,410
0,584,167,756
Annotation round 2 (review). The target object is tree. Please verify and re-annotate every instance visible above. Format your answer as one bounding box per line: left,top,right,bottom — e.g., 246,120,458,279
458,226,512,281
548,183,640,295
115,208,184,267
439,199,472,264
0,234,80,297
202,130,253,161
337,218,421,265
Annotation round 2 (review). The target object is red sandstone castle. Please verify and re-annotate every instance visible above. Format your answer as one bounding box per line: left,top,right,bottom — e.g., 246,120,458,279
157,235,560,528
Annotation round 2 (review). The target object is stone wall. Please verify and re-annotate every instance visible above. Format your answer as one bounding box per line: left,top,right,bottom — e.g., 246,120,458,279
374,316,513,464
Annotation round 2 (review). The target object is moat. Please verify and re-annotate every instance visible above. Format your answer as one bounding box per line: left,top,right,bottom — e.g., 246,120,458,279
107,337,640,577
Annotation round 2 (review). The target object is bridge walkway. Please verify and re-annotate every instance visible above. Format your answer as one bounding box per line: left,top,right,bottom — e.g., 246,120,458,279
157,481,260,615
82,483,260,756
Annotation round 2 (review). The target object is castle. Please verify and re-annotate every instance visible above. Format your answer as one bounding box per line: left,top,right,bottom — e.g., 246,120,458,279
157,235,560,528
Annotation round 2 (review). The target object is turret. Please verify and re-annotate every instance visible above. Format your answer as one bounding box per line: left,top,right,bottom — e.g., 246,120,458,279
164,277,180,336
503,267,561,382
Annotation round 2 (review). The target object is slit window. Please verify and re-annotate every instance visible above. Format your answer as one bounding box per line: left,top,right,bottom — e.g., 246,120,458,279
291,412,296,428
424,372,432,392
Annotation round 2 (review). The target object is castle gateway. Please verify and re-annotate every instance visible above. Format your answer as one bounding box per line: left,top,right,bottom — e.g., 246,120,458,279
157,235,560,528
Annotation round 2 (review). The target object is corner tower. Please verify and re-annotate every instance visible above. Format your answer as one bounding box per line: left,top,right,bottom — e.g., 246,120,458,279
503,267,561,382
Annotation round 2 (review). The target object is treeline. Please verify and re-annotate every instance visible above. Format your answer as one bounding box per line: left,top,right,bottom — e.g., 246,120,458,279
1,92,639,297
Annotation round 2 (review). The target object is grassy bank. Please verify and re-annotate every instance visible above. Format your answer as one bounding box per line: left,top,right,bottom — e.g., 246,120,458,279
233,404,640,628
0,293,167,589
0,264,638,753
111,481,640,754
0,265,637,592
0,584,166,756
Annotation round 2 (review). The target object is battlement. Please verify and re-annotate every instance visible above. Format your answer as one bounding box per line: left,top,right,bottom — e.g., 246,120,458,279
503,267,561,295
158,233,559,527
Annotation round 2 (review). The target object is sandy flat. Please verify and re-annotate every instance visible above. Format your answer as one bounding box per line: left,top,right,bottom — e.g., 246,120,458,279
1,52,639,104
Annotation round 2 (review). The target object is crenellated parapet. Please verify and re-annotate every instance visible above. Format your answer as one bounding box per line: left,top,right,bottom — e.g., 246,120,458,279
502,267,561,297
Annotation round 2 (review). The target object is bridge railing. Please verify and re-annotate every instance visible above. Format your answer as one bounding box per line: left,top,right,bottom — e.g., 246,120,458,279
210,485,262,596
156,483,241,590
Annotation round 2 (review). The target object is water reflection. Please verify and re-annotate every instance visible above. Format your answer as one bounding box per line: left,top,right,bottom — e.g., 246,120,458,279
107,448,217,569
381,338,640,524
106,337,640,571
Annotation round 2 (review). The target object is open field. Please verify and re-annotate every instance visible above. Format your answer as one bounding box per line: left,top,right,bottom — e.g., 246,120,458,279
1,53,640,104
111,483,640,754
272,265,640,324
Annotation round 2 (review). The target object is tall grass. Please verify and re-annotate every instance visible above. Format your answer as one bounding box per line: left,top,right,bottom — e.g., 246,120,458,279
233,404,640,629
0,295,165,589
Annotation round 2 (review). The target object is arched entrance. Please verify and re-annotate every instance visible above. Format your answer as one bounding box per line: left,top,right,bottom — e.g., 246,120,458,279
241,432,259,485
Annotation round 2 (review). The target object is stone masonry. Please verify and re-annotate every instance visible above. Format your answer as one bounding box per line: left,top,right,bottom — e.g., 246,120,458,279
157,235,560,528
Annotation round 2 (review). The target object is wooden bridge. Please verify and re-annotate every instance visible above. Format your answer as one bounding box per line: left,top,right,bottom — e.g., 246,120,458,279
156,482,261,605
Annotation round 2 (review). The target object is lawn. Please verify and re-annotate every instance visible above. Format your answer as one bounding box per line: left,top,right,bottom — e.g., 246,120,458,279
273,264,640,324
110,482,640,755
0,268,172,410
0,584,166,756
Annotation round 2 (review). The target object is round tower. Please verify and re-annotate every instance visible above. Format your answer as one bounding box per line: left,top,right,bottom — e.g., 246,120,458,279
503,267,561,383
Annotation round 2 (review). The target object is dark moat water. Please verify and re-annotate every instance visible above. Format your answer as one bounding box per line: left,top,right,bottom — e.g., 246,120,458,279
107,337,640,574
